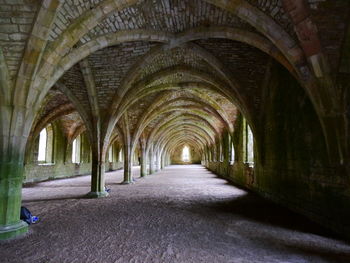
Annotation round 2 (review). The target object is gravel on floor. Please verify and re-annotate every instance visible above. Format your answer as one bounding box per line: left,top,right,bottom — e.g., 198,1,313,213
1,165,350,263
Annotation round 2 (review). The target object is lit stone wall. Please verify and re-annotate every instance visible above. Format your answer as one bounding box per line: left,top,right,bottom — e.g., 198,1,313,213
171,146,201,164
204,62,350,238
23,122,123,183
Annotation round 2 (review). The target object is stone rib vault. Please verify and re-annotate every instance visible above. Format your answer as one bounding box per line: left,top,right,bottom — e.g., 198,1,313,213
0,0,350,255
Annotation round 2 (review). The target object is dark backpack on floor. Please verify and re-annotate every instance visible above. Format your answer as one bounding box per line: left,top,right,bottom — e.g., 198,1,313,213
20,206,32,225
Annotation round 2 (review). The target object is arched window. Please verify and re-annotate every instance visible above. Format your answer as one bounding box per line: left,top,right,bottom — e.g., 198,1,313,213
118,148,123,162
37,124,54,163
247,125,254,164
72,135,81,164
38,128,47,162
182,146,190,162
230,143,235,164
108,146,113,163
243,118,254,165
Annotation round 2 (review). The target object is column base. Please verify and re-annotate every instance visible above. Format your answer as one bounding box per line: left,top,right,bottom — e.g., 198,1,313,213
0,221,28,240
85,191,109,198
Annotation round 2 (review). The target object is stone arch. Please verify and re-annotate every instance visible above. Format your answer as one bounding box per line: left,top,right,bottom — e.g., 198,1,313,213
201,0,343,162
0,48,10,105
103,67,245,148
145,113,219,155
151,121,215,153
146,117,217,157
130,95,233,152
158,130,209,158
152,120,216,149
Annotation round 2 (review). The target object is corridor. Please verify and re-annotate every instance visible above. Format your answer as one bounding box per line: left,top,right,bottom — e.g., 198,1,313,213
1,165,350,263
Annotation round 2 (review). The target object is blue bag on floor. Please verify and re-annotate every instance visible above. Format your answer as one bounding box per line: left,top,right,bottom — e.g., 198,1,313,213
20,206,39,224
20,206,32,224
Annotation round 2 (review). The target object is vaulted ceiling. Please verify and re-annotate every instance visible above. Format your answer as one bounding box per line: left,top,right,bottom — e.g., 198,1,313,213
17,0,348,158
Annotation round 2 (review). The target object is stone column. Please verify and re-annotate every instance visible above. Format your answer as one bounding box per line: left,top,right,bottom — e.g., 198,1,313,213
202,148,208,165
160,153,165,169
164,155,168,167
85,120,108,198
122,144,133,184
223,132,230,164
140,146,147,177
0,154,28,240
158,151,163,170
206,148,210,163
0,108,29,239
154,149,160,172
221,132,230,177
87,150,108,198
149,145,155,174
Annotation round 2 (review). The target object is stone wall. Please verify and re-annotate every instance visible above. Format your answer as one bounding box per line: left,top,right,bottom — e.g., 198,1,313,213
24,162,91,183
0,0,39,78
171,145,201,164
24,161,124,184
204,62,350,238
23,121,124,183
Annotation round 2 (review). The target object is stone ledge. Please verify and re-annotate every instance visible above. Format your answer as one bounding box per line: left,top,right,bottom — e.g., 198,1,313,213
0,221,28,240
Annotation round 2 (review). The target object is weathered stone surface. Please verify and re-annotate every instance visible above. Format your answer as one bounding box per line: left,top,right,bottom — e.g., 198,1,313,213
0,1,39,77
87,41,156,109
3,166,350,261
0,0,349,244
79,0,256,43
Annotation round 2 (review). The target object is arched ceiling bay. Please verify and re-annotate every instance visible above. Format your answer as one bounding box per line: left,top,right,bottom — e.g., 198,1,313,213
26,0,346,159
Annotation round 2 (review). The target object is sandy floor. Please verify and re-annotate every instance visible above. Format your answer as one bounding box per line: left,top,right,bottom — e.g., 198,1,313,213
1,165,350,263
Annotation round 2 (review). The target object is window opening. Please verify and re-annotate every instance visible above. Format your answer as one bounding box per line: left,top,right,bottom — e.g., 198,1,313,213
243,119,254,166
38,128,47,162
119,149,123,162
72,135,81,164
182,146,190,162
230,143,235,164
108,146,113,162
247,125,254,164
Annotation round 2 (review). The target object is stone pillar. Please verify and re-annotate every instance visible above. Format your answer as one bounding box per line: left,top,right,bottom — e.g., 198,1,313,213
161,153,165,169
223,132,230,164
149,146,155,174
202,149,207,165
154,150,160,172
206,148,210,163
122,144,133,184
217,139,222,162
212,146,216,162
221,132,230,177
0,157,28,240
206,148,209,163
164,155,168,166
87,152,108,198
167,154,171,166
0,125,28,239
158,151,162,170
140,146,147,177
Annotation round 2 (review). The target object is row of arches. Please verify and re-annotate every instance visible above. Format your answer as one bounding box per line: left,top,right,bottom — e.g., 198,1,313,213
36,127,124,166
0,0,348,241
31,115,255,184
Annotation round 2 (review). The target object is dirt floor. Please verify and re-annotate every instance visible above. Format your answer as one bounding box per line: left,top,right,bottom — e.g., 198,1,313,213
1,165,350,263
